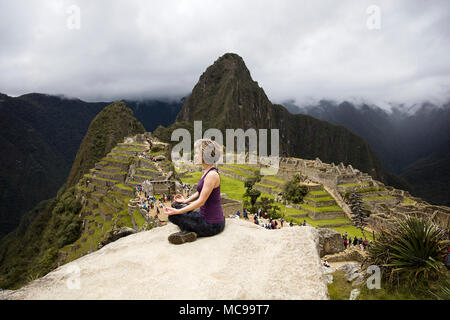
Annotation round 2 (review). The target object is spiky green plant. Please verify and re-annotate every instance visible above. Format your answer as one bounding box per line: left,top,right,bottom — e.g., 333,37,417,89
365,215,448,289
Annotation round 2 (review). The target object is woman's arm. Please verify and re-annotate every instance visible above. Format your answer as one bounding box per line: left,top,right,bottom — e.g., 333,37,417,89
165,172,218,215
184,191,199,203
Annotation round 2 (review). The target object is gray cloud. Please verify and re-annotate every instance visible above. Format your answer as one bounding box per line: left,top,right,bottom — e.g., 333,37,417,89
0,0,449,108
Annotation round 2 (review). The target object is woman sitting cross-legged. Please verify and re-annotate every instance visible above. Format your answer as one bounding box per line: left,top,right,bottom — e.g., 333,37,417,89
163,139,225,245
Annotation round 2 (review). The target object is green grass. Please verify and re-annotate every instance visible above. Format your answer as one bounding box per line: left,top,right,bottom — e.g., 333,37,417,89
118,143,147,147
132,209,147,228
126,181,142,185
338,182,370,188
224,163,260,172
300,203,343,212
115,183,133,191
113,147,145,152
327,270,436,300
220,167,254,178
363,196,396,200
309,190,328,196
75,185,90,193
102,157,129,164
332,226,373,240
137,167,159,173
182,172,351,230
261,176,286,184
304,196,334,202
134,174,158,180
403,197,416,205
254,182,282,192
104,165,123,170
92,176,118,183
149,150,166,156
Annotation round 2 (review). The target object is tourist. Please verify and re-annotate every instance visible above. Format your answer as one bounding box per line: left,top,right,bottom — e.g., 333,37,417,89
236,210,240,218
163,139,225,245
353,237,358,247
344,237,348,249
302,220,307,226
289,221,294,227
243,208,248,220
258,208,262,218
280,218,284,227
323,260,330,268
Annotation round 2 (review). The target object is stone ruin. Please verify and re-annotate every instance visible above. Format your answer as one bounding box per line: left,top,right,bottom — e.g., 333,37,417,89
261,155,450,232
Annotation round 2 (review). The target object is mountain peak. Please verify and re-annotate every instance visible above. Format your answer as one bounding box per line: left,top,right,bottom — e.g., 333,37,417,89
176,53,269,127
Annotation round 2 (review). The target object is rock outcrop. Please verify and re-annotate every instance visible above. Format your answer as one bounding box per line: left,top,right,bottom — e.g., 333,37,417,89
317,228,345,257
4,219,329,300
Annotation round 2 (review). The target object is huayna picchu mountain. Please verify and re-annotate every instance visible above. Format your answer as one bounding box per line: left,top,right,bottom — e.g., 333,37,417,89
155,53,399,187
0,102,147,289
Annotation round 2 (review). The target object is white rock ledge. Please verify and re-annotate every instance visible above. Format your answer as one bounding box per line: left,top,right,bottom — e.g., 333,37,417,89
6,219,329,300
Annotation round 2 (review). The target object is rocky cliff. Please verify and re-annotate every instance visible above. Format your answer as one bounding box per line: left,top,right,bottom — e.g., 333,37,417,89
3,219,328,300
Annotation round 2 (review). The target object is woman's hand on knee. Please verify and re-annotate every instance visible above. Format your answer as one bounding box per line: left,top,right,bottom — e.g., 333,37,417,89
174,194,186,204
164,206,180,215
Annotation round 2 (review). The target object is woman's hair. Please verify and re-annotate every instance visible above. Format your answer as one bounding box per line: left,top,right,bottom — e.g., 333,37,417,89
194,138,223,165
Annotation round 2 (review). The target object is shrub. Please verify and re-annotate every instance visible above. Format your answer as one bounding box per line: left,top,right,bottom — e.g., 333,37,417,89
282,174,308,204
365,215,449,290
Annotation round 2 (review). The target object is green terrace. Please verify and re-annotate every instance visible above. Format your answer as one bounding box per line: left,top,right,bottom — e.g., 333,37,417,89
224,163,260,172
117,143,148,148
132,209,147,229
102,157,130,164
338,182,370,188
309,190,329,196
114,183,133,191
219,166,255,179
254,182,282,193
114,146,147,152
180,170,364,236
403,197,416,205
363,195,397,200
261,176,286,184
299,203,343,213
136,167,159,173
133,173,159,180
303,196,334,202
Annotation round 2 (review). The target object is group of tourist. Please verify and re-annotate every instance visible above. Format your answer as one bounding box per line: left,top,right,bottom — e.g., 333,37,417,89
342,232,371,250
134,151,155,161
228,206,315,230
136,184,174,218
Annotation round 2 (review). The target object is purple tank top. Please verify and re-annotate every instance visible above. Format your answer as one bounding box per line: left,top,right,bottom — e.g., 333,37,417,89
196,167,224,224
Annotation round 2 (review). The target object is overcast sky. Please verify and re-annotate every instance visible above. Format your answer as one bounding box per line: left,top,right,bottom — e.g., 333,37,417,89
1,0,449,108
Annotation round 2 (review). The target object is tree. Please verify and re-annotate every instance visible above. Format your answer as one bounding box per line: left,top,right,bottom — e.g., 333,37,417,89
282,174,309,204
243,179,261,210
257,197,282,219
247,189,261,208
345,191,370,238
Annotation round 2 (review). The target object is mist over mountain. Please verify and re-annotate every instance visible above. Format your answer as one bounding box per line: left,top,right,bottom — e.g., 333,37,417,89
286,100,450,205
155,53,405,189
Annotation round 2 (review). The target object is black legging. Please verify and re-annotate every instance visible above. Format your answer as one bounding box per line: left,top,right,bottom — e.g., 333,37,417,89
168,201,225,237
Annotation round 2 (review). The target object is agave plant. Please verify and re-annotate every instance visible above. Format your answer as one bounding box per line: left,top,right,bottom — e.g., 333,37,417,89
366,215,449,288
